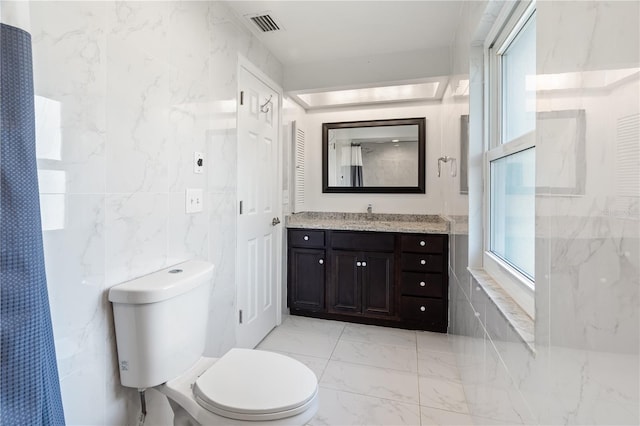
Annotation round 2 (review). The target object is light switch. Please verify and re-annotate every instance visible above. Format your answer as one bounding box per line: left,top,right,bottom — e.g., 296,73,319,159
185,188,204,213
194,152,204,174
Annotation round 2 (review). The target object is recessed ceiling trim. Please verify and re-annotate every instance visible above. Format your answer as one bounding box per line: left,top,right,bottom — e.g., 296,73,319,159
288,77,450,110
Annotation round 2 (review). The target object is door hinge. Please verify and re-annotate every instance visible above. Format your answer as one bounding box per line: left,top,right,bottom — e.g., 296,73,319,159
239,310,243,324
239,200,243,215
240,91,244,106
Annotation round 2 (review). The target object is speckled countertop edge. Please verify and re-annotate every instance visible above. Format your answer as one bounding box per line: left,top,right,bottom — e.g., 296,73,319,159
285,212,450,234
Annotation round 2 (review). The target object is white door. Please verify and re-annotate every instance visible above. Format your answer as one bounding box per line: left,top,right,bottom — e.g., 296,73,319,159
236,63,281,349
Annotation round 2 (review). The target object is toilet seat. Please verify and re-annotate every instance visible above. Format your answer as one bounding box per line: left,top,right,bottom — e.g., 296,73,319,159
193,349,318,422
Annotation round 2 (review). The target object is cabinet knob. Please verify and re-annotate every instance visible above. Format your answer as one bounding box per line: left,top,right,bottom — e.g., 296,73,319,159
303,235,309,241
318,259,324,265
420,240,426,246
420,281,426,287
362,261,367,267
420,306,426,312
420,259,426,265
356,261,362,267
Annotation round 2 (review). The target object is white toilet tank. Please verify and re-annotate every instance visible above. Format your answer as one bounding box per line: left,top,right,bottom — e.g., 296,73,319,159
108,260,214,389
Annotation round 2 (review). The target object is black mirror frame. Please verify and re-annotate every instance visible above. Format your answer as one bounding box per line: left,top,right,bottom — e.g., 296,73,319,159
322,117,426,194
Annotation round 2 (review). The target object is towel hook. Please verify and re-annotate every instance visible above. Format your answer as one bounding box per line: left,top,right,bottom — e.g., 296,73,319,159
260,95,273,113
437,156,457,178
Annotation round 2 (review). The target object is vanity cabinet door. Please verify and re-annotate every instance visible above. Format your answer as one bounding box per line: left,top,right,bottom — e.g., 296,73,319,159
328,250,361,314
328,250,395,318
288,248,325,312
361,252,395,317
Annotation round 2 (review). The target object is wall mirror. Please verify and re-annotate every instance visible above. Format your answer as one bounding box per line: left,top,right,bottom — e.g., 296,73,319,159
322,117,425,193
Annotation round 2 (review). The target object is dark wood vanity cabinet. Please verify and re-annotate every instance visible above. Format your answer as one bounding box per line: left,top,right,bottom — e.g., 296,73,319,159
328,231,395,318
288,248,325,311
288,230,326,312
329,249,395,317
287,228,448,332
399,234,448,332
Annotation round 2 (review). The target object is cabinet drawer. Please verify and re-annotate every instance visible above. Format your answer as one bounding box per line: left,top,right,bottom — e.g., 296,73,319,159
400,235,445,254
401,253,443,272
288,229,325,248
331,231,394,252
401,296,443,322
400,272,443,298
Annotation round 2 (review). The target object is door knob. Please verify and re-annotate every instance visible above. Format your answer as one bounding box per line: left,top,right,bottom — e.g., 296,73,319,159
356,261,362,267
361,261,367,267
271,217,281,226
318,259,324,265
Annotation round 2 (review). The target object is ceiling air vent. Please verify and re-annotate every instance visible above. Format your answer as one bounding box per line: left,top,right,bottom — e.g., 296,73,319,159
248,13,281,33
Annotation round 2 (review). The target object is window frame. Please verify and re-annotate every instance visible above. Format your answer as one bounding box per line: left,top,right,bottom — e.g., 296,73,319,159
483,0,537,319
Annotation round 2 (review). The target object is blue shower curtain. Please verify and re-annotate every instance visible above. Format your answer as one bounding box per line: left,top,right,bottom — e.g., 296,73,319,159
1,23,66,425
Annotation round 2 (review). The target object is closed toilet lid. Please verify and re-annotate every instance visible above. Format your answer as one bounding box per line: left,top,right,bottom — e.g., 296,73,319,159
193,348,318,421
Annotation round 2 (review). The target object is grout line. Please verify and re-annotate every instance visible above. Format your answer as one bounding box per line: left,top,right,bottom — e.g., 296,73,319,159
325,358,418,375
330,322,347,355
417,346,456,356
337,336,419,352
317,385,420,408
338,336,418,350
415,329,423,426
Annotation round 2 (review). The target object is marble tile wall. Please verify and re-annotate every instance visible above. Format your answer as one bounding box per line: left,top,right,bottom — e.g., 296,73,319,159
360,142,418,187
447,1,639,424
28,1,282,424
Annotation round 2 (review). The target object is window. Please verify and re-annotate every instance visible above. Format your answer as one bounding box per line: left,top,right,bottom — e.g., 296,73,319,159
484,1,536,317
490,147,535,279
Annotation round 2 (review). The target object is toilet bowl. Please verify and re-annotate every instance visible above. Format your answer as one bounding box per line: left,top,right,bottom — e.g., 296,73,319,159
158,351,318,426
108,260,318,426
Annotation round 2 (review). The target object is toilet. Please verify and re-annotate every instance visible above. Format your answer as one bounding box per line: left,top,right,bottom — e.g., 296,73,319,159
108,260,319,426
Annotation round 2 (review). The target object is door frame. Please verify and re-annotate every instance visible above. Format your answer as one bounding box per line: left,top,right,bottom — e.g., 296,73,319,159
236,54,285,334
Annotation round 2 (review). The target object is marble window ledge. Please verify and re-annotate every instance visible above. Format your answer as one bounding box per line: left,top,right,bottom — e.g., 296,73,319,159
467,268,535,353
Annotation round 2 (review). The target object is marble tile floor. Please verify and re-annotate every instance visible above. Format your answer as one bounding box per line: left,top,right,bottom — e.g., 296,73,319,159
257,315,502,426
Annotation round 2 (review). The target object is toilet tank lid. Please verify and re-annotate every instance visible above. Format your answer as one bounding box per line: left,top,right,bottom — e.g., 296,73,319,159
108,260,214,305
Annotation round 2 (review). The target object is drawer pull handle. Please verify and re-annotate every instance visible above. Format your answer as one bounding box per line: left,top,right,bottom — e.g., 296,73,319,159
318,259,324,265
420,259,426,265
420,240,426,246
420,306,426,312
356,261,362,267
420,281,426,287
303,235,309,241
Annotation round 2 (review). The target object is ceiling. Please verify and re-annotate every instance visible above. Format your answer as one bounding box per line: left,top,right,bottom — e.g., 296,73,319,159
224,1,466,108
225,1,463,66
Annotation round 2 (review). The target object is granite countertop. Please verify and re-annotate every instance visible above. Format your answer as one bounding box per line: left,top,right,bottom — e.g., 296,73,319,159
285,212,449,234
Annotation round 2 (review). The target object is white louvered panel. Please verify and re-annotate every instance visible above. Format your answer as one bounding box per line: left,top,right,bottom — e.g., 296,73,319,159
293,121,305,212
616,114,640,198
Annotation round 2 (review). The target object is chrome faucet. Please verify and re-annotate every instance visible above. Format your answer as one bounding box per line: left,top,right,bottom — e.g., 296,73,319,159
367,204,373,214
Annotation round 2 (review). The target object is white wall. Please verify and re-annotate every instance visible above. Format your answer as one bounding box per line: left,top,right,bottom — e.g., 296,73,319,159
302,103,446,214
28,1,282,425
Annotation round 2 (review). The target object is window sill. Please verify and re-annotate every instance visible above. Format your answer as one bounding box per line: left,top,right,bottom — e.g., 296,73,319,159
468,267,535,353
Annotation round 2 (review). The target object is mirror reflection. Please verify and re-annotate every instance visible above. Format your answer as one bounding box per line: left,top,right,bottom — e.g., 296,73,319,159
322,118,425,193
